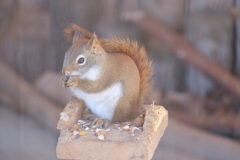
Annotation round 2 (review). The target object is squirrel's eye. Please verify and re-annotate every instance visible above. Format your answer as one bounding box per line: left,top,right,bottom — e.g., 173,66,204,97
77,57,85,64
76,55,86,65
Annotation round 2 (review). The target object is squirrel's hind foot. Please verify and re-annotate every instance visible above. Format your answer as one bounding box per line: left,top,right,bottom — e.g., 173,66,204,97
92,118,110,128
82,109,99,121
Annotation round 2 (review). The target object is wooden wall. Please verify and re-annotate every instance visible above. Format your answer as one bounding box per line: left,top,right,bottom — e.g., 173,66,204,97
0,0,238,98
185,0,234,97
236,0,240,77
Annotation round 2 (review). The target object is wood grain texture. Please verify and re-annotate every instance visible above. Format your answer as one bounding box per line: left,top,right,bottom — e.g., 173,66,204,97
35,70,70,106
160,119,240,160
123,13,240,100
185,12,233,96
187,0,233,12
236,0,240,77
56,105,168,160
0,61,61,130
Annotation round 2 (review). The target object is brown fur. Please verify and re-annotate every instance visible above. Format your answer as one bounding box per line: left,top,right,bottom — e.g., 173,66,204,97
64,24,153,110
100,39,154,110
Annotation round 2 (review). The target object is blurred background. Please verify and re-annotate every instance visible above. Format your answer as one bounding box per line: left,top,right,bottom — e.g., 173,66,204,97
0,0,240,159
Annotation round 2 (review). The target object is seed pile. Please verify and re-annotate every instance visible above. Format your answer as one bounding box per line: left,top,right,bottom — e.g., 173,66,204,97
68,113,145,140
114,122,143,137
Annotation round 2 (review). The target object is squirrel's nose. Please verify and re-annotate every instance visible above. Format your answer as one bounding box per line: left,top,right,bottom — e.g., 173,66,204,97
62,70,71,76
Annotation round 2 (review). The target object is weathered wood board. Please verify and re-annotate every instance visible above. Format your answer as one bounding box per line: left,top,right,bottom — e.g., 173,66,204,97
141,0,186,31
56,105,168,160
158,118,240,160
187,0,233,13
236,0,240,77
184,9,233,97
0,104,58,160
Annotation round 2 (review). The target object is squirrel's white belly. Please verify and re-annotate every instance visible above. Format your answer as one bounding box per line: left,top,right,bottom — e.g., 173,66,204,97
70,82,123,120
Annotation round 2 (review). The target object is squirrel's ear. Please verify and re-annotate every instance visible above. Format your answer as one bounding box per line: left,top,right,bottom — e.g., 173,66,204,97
72,30,83,44
87,33,101,54
64,24,92,44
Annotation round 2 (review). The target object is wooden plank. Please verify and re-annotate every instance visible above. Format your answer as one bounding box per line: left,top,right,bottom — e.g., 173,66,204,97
153,146,205,160
185,0,234,96
141,0,185,31
0,90,20,111
236,0,240,77
95,0,141,40
1,4,51,82
18,7,51,40
184,11,233,97
18,0,49,8
35,70,70,106
187,0,233,13
138,0,186,91
0,0,15,35
123,13,240,100
0,61,61,130
56,105,168,160
159,119,240,160
49,0,101,71
121,0,139,12
0,104,58,160
151,52,184,91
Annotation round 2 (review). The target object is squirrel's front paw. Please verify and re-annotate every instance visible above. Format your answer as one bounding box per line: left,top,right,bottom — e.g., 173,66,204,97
60,76,78,88
60,75,69,87
92,119,110,128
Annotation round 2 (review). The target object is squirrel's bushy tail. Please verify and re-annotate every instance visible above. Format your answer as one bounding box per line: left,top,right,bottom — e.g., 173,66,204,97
64,24,153,107
100,38,153,107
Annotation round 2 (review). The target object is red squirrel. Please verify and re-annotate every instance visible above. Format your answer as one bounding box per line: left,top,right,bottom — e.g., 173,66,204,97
60,24,153,127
